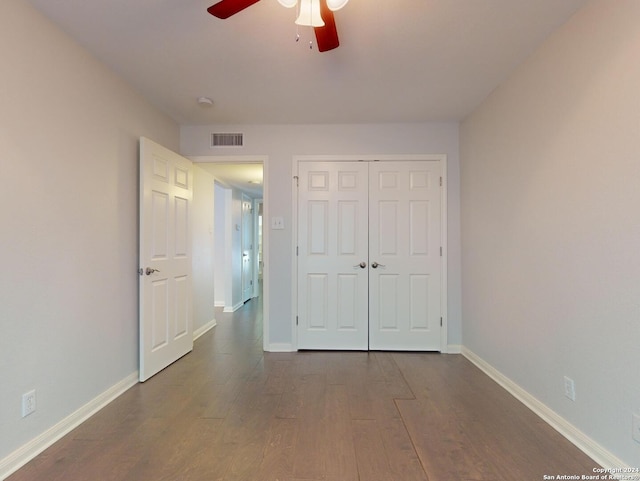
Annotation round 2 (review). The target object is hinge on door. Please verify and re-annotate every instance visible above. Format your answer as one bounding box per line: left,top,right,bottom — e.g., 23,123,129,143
296,246,299,256
440,176,442,187
293,175,299,187
440,246,442,256
296,316,299,326
440,317,443,327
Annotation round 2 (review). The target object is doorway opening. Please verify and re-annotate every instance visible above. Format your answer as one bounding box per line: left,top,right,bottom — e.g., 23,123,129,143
193,157,269,350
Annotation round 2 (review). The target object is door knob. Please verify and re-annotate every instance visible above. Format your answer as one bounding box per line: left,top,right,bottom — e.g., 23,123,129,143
145,267,160,275
371,262,385,269
354,262,367,269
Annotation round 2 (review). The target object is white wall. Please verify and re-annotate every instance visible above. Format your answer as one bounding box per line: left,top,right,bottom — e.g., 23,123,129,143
191,166,216,332
212,182,252,312
0,0,179,466
460,0,640,465
181,123,462,349
214,183,228,307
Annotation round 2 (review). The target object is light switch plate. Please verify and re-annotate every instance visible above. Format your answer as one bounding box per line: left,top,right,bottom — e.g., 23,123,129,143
271,217,284,230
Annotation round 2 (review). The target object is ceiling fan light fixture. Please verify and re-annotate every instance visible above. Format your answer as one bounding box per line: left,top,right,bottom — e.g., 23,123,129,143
295,0,324,27
277,0,297,8
326,0,349,11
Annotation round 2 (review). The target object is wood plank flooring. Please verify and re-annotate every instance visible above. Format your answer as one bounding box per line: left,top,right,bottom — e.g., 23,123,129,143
8,298,598,481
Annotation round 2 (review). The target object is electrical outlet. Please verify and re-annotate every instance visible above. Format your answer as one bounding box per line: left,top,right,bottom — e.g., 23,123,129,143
22,390,36,417
563,376,576,401
633,413,640,443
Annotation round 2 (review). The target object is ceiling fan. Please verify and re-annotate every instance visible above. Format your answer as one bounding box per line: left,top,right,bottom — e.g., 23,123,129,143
207,0,348,52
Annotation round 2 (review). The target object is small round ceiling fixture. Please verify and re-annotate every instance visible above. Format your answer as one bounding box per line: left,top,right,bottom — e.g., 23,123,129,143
197,96,214,107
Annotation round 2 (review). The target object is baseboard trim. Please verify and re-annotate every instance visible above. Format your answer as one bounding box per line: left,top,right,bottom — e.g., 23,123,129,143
0,372,139,481
223,302,243,313
445,344,462,354
267,343,295,352
193,319,216,341
461,347,629,470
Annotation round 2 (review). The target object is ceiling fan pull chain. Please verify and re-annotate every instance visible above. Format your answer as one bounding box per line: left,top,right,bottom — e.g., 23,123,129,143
296,2,301,43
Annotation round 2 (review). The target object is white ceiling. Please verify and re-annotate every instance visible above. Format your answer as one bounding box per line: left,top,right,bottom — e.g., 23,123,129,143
197,162,264,197
28,0,587,126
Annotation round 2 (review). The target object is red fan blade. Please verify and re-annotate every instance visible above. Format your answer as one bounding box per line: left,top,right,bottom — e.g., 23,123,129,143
314,0,340,52
207,0,261,19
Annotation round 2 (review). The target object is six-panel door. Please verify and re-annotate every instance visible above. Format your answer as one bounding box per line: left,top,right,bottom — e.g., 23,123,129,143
297,160,442,351
139,138,193,381
297,162,370,349
368,161,442,350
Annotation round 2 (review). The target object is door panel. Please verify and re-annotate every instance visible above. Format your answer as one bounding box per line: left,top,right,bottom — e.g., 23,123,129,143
139,137,193,382
297,162,369,350
409,275,430,330
369,161,441,350
150,279,169,349
377,274,399,329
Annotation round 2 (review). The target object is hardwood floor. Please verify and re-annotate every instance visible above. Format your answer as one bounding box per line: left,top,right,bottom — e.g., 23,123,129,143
8,298,598,481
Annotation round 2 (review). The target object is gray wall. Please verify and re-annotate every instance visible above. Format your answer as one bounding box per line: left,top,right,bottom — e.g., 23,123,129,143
0,0,179,464
181,123,462,349
460,0,640,465
192,165,216,333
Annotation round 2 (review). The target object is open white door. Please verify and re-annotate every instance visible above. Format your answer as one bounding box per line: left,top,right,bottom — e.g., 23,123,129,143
241,194,254,303
139,137,193,382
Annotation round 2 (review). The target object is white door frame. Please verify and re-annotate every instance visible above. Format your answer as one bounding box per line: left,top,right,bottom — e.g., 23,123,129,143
190,155,270,351
291,154,448,352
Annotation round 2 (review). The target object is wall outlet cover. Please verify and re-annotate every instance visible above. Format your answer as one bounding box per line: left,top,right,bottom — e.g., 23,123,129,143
563,376,576,401
22,390,36,417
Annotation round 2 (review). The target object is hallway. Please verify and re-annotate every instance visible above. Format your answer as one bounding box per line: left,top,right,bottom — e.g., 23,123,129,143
9,298,597,480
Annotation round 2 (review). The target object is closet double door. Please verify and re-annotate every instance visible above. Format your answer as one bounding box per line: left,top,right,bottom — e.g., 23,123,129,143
297,160,442,351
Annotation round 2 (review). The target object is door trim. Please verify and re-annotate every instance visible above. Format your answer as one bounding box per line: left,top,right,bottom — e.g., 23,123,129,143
291,154,448,352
